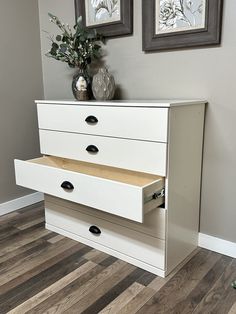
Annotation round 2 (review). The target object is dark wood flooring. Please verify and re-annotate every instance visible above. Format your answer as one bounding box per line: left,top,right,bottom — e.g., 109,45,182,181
0,202,235,314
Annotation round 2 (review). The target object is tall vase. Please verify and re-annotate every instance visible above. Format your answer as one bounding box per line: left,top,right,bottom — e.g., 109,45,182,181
72,68,92,101
92,67,116,101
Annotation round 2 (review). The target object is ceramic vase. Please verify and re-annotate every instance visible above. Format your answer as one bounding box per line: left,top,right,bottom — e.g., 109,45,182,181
92,67,116,101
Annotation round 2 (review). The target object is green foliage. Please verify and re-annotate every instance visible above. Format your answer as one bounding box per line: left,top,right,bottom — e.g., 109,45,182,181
46,13,104,69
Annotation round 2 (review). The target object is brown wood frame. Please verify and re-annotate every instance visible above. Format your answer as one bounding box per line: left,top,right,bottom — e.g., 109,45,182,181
75,0,133,37
142,0,223,52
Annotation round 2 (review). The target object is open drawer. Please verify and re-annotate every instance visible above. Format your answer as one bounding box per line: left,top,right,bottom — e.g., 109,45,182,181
14,156,165,223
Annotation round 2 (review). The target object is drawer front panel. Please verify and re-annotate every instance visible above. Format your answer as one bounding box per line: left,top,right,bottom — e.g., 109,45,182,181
39,130,167,176
45,205,165,270
46,195,166,240
37,104,169,142
15,157,164,223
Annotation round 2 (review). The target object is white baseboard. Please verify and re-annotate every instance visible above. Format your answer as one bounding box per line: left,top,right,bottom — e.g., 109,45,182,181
199,233,236,258
0,192,44,216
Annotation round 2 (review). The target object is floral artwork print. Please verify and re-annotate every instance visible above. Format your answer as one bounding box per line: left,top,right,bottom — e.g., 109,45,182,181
156,0,205,34
85,0,121,27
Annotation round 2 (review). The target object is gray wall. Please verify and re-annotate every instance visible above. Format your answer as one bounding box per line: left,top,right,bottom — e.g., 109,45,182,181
38,0,236,243
0,0,43,204
38,0,75,100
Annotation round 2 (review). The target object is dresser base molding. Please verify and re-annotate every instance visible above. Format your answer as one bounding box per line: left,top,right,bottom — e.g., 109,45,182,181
45,222,166,277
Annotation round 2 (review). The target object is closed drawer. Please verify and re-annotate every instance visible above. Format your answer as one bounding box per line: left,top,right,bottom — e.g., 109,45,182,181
15,156,165,223
45,204,165,270
37,104,169,142
39,130,167,176
46,195,166,240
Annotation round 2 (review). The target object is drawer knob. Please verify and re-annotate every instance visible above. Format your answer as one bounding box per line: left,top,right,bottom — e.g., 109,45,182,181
61,181,74,191
86,145,99,153
85,115,98,124
89,225,101,235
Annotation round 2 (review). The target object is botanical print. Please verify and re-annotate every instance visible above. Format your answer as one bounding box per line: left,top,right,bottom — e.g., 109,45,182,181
85,0,121,27
156,0,205,34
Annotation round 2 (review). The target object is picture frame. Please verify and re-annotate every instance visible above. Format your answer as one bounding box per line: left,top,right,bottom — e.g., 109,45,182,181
142,0,223,52
75,0,133,37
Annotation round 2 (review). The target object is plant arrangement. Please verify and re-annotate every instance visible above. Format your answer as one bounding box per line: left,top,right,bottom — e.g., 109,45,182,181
46,13,104,69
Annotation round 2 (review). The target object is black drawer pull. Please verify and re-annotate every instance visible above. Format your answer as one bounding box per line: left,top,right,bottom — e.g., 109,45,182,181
86,145,99,153
85,115,98,124
89,225,101,235
61,181,74,191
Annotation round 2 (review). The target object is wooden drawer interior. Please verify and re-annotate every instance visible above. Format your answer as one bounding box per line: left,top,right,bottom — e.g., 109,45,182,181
30,156,162,187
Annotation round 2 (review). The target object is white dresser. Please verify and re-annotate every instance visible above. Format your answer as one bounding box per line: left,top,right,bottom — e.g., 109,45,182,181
14,100,205,277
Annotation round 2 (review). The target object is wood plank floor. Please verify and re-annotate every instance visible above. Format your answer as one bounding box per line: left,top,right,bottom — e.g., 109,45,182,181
0,202,235,314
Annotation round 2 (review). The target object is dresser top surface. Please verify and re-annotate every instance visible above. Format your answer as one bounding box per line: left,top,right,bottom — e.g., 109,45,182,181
35,99,206,108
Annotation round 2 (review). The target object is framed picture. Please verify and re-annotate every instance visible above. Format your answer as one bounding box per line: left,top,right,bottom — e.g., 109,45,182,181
142,0,223,51
75,0,133,37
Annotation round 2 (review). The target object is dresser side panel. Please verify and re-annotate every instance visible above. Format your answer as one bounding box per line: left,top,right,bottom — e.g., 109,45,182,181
166,104,205,273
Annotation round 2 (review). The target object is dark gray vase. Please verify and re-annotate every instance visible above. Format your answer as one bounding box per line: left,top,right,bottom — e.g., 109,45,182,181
72,68,92,101
92,67,116,101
